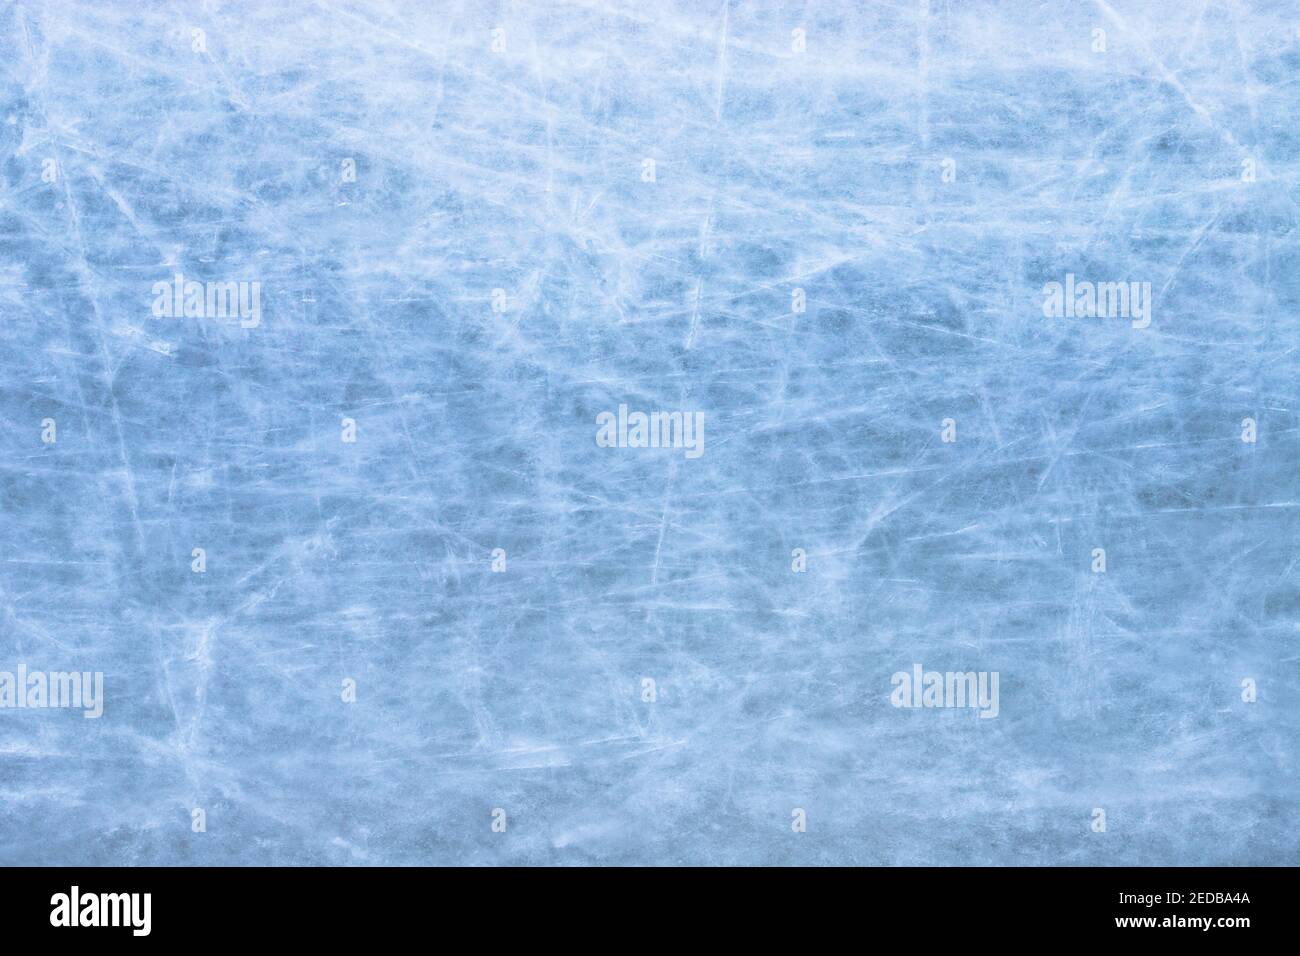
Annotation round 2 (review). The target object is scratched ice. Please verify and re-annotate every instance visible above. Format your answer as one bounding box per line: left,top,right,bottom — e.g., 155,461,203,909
0,2,1296,865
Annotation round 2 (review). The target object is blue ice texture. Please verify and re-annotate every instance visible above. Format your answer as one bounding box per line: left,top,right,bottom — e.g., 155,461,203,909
0,1,1296,865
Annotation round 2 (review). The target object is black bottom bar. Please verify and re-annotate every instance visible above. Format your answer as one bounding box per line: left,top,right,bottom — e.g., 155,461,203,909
0,866,1289,943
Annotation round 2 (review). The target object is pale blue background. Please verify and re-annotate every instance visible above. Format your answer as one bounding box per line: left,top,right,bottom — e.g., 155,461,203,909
0,1,1296,865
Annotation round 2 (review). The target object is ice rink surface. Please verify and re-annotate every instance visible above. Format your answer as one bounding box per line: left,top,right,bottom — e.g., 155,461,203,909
0,1,1296,865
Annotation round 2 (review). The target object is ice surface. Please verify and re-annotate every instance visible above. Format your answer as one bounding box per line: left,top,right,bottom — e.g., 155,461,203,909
0,1,1296,865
